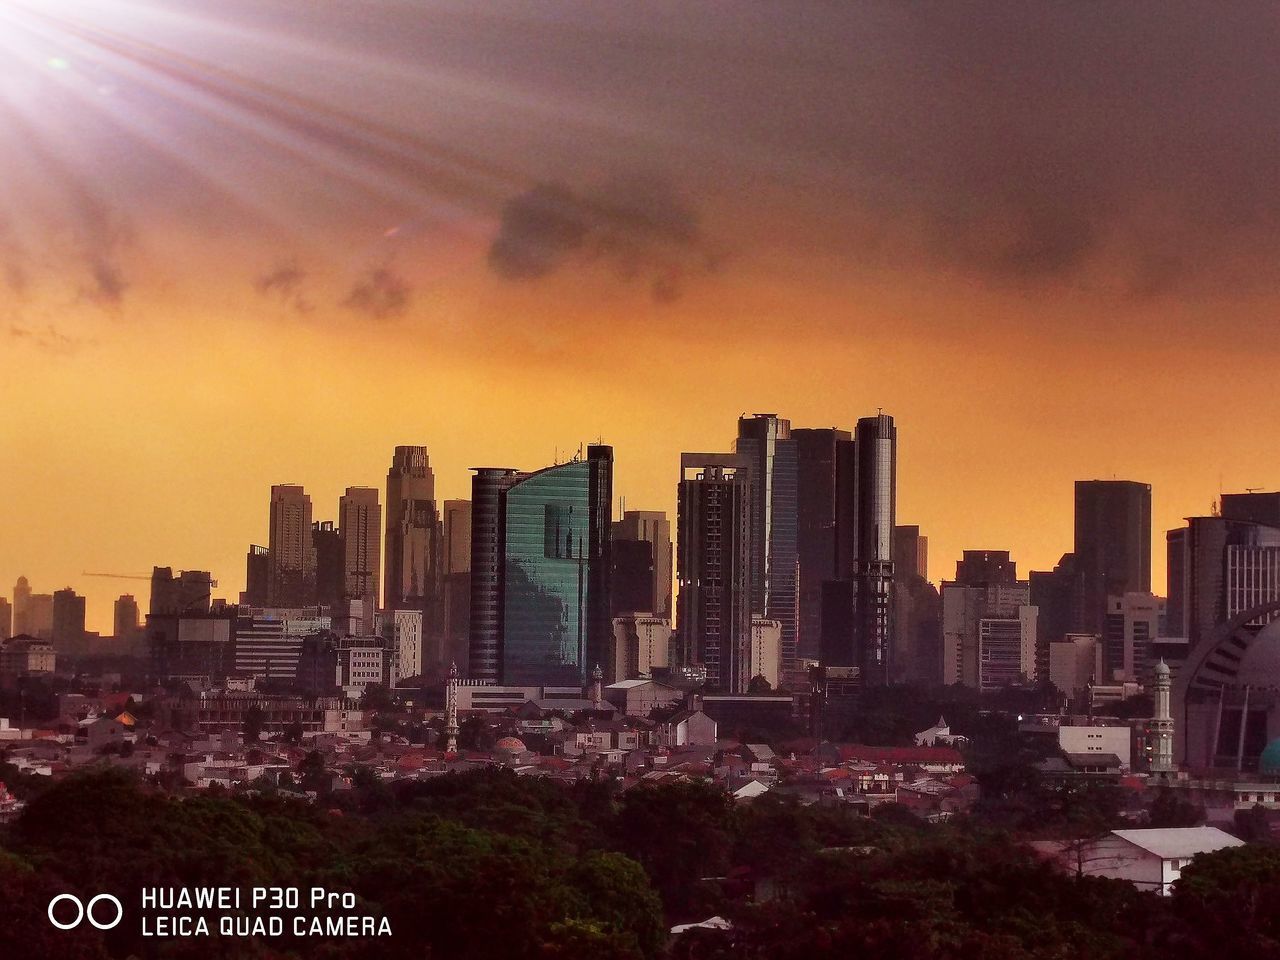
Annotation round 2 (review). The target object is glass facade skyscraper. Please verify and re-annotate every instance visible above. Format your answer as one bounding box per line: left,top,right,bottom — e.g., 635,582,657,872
736,415,799,678
467,447,613,685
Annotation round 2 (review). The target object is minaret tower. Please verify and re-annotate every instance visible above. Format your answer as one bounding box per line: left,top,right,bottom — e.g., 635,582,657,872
445,661,460,754
1151,659,1174,775
589,664,603,708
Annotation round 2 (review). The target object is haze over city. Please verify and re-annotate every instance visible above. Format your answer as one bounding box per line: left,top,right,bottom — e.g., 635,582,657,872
4,2,1280,631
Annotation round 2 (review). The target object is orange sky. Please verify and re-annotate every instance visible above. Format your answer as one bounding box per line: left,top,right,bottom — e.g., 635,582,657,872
3,2,1280,633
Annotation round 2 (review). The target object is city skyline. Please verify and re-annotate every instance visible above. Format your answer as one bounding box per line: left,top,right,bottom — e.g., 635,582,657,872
4,3,1280,636
0,422,1242,638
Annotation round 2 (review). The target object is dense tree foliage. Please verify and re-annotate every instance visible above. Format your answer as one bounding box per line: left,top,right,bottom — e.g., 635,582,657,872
0,766,1274,959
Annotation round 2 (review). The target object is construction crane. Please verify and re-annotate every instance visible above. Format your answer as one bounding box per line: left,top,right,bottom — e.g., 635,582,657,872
83,572,152,580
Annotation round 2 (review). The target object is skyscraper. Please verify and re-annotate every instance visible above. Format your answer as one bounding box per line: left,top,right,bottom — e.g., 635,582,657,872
467,448,613,686
893,525,929,582
0,597,10,640
12,576,30,636
243,545,270,606
339,486,381,610
268,484,315,606
468,468,520,682
611,538,656,615
852,413,897,684
794,428,851,660
52,587,86,654
113,594,140,642
504,446,613,685
312,521,345,608
612,509,673,619
955,550,1017,586
942,570,1036,689
736,414,799,676
676,453,753,692
384,446,439,613
892,524,938,684
149,568,214,616
442,499,473,671
1074,480,1152,632
24,593,53,639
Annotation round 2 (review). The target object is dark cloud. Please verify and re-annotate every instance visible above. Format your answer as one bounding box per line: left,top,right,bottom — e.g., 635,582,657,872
342,266,411,320
67,200,132,309
9,324,92,356
489,176,718,302
254,261,314,314
7,0,1280,317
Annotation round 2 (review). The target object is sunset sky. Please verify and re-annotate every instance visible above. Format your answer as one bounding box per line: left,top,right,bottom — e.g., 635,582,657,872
3,1,1279,633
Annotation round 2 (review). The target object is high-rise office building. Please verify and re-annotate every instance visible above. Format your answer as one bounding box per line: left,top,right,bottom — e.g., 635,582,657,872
893,525,929,582
466,447,613,686
1074,480,1152,632
114,594,140,642
612,510,673,619
150,567,214,616
1167,509,1280,647
1220,492,1280,528
52,587,86,654
850,413,897,684
676,453,753,692
611,538,655,614
339,487,381,608
892,524,938,684
12,576,30,636
794,428,851,660
955,550,1017,586
24,593,53,639
468,468,521,681
442,499,472,670
610,614,670,682
384,446,439,612
0,597,10,640
268,484,315,607
312,521,345,608
736,415,799,677
1104,592,1161,683
503,446,613,685
942,573,1036,689
243,545,270,606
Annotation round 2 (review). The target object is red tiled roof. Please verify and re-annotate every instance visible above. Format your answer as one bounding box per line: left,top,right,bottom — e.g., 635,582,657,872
836,744,964,765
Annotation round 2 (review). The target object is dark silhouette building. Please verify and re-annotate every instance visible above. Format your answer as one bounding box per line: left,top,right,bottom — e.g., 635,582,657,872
51,587,86,654
611,538,656,615
384,445,441,620
955,550,1017,586
312,521,345,609
794,427,851,661
677,453,753,692
244,545,270,606
612,510,672,619
1074,480,1151,632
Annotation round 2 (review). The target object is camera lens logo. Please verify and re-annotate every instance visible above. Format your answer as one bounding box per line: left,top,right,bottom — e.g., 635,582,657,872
48,894,124,931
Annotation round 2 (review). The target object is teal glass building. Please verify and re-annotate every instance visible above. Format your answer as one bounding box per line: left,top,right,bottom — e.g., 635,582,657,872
474,445,612,686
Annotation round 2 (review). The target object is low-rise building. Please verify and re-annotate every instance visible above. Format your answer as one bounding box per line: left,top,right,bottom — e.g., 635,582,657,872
1058,725,1132,770
655,707,717,747
604,678,683,717
1033,827,1243,896
0,635,56,688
